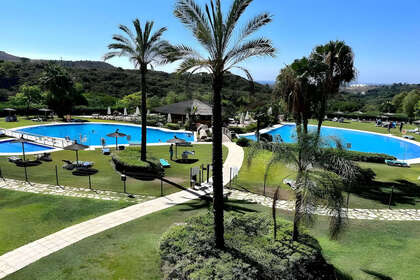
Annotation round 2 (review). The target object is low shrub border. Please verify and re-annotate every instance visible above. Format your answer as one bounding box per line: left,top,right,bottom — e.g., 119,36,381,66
112,147,163,178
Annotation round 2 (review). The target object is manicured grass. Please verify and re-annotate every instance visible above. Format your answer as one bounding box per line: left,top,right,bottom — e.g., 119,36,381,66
235,147,420,209
6,200,420,280
0,189,132,255
0,144,226,196
0,117,56,129
308,119,420,141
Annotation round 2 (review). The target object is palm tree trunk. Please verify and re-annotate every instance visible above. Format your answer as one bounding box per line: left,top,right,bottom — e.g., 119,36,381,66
212,72,224,249
140,65,147,161
317,95,326,135
292,188,302,241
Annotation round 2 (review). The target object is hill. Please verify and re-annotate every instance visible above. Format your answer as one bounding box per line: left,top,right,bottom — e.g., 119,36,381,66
0,55,273,113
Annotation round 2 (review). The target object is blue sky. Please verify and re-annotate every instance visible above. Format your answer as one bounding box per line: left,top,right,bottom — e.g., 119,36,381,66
1,0,419,83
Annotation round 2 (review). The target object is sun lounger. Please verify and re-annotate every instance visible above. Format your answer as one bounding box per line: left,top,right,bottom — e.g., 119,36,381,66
8,156,22,163
72,161,94,168
102,148,111,155
37,153,52,162
407,128,419,133
403,135,415,140
385,159,409,167
160,158,171,168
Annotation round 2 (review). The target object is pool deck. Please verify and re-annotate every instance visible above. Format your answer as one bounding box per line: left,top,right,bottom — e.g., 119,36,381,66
239,122,420,164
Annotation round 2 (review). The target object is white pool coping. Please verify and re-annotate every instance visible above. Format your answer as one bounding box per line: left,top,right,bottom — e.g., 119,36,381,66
239,122,420,164
0,122,197,156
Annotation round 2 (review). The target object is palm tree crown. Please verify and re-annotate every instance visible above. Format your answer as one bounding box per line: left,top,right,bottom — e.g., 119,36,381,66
104,19,172,161
170,0,275,249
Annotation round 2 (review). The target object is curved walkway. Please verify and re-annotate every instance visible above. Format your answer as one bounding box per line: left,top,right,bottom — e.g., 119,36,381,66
0,142,243,279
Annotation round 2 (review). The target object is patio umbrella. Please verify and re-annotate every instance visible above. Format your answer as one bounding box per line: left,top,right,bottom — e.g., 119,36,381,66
123,108,128,116
147,109,150,116
186,112,190,121
167,113,172,123
39,108,52,119
245,111,250,121
11,136,30,181
267,107,272,115
107,129,127,150
107,107,111,115
167,137,186,159
135,107,140,116
239,113,244,124
3,108,16,116
63,141,88,164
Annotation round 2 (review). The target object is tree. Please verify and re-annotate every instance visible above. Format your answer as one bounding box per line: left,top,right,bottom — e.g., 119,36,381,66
274,58,314,134
104,19,172,161
11,85,43,116
392,91,408,112
169,0,275,248
310,41,356,134
39,64,86,118
117,92,142,111
248,133,359,241
402,90,420,119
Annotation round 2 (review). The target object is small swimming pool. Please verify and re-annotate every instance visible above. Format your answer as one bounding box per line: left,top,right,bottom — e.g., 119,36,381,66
17,123,195,147
0,140,54,154
241,124,420,160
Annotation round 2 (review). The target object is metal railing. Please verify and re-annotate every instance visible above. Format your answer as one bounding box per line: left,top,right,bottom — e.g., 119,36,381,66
1,128,73,148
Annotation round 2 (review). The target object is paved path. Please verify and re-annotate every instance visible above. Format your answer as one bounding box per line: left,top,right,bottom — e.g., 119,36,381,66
229,189,420,221
0,142,244,279
0,178,153,203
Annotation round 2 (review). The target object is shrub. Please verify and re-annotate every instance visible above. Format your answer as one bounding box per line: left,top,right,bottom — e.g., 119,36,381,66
164,123,181,130
160,212,337,280
236,137,251,147
323,148,396,163
112,147,163,177
260,133,273,142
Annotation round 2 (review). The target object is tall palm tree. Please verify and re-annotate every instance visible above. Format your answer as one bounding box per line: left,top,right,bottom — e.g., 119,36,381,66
274,58,314,135
309,40,356,135
169,0,275,248
248,133,359,241
104,19,171,161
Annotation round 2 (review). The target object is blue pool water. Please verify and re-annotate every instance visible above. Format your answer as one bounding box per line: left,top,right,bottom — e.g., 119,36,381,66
241,124,420,160
17,123,194,147
0,140,53,154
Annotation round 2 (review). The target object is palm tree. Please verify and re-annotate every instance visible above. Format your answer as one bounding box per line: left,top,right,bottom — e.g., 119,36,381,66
274,58,314,135
169,0,275,248
104,19,172,161
248,133,359,241
309,41,356,135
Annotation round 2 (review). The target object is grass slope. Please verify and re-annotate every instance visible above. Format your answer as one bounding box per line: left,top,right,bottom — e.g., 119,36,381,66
0,189,132,255
235,148,420,209
6,200,420,280
0,145,226,196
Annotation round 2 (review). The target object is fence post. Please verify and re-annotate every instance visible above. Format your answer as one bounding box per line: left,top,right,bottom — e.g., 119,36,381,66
88,175,92,190
24,165,28,182
55,165,59,186
388,186,394,209
160,177,163,196
229,167,232,187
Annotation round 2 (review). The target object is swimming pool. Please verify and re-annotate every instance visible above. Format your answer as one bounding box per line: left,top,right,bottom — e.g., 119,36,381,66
241,124,420,160
16,123,195,147
0,140,54,154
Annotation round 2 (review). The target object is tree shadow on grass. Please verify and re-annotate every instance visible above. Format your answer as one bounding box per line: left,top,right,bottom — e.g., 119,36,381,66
361,269,393,280
350,179,420,207
178,199,259,214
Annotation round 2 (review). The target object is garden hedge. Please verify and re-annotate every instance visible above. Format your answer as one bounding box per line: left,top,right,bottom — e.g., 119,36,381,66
112,147,163,178
160,212,337,280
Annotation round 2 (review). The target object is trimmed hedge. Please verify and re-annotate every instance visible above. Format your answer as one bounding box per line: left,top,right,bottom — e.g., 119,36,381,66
164,123,181,130
160,212,337,280
112,147,163,178
323,148,396,163
236,137,251,147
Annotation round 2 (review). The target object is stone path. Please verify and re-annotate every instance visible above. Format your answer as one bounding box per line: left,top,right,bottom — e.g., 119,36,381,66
228,189,420,221
0,142,243,279
0,178,153,203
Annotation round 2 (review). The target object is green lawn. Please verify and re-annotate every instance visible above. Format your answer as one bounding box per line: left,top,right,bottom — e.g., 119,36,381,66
235,148,420,209
0,144,226,196
6,200,420,280
308,119,420,141
0,117,56,129
0,189,132,255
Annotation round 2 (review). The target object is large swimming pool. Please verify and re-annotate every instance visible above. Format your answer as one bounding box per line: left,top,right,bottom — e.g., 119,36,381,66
16,123,194,147
241,124,420,160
